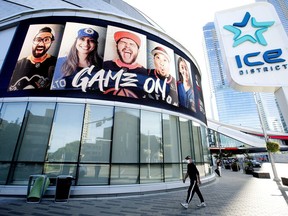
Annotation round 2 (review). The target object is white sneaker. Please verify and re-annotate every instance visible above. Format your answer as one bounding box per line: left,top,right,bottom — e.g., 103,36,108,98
180,202,188,209
197,202,206,207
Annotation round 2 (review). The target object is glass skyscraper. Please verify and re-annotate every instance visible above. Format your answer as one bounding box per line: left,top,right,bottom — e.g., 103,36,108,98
258,0,288,132
203,1,288,135
258,0,288,33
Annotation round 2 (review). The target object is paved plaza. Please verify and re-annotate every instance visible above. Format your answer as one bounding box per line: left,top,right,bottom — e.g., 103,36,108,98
0,163,288,216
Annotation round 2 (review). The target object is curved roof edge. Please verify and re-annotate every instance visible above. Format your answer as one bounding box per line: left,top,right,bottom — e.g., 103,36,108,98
0,7,200,72
207,118,288,148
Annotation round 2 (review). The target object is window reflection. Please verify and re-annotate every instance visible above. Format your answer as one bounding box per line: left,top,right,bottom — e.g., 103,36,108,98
164,164,181,182
78,164,109,185
140,110,162,163
201,125,210,164
17,102,55,162
0,102,27,161
140,164,163,183
12,163,43,185
80,104,113,163
140,111,163,183
0,100,208,186
44,163,77,179
0,163,10,184
192,123,202,162
163,114,180,163
110,165,139,185
47,103,85,162
179,117,192,159
112,107,140,163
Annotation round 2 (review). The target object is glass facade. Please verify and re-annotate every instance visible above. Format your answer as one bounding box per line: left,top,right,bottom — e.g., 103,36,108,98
0,99,210,186
260,0,288,132
0,0,213,196
257,0,288,33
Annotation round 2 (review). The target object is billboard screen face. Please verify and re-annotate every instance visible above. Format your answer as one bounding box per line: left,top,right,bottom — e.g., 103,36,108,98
1,18,206,123
215,2,288,92
8,24,64,91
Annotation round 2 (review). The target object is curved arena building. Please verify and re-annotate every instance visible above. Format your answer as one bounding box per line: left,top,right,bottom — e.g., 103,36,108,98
0,0,213,197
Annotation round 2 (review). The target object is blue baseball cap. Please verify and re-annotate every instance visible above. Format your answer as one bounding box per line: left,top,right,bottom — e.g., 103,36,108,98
77,28,99,41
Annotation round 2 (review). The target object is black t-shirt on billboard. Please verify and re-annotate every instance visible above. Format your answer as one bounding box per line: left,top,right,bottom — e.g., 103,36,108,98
8,55,56,91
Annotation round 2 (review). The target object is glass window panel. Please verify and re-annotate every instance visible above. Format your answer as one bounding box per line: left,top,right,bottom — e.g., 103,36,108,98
11,163,43,185
201,125,211,164
196,164,205,177
164,164,181,182
163,114,180,163
110,165,139,185
0,102,27,161
140,111,162,163
44,163,77,178
112,107,140,163
0,163,10,184
179,117,192,160
80,105,113,163
192,123,202,162
140,164,163,183
16,102,55,162
47,103,85,162
77,164,109,185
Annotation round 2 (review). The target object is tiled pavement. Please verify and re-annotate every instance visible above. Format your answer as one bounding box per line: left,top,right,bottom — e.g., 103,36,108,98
0,163,288,216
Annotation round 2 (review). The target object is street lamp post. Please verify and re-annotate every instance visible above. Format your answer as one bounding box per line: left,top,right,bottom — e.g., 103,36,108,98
216,125,222,159
253,92,280,182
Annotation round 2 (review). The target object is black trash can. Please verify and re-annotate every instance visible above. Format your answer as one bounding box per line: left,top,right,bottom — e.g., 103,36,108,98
55,175,74,203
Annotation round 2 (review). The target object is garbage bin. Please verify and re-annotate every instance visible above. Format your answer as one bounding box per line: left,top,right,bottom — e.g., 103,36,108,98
26,175,50,203
55,175,74,203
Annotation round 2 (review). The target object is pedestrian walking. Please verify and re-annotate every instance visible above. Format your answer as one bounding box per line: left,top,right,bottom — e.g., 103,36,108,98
181,155,206,209
215,158,222,177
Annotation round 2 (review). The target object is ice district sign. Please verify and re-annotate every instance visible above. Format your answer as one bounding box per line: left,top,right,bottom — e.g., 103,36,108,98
214,2,288,92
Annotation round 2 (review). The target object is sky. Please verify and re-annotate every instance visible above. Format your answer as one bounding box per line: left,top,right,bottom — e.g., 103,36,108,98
124,0,254,117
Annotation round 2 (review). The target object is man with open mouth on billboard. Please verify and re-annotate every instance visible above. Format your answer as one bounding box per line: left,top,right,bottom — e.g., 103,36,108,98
9,26,57,91
102,28,147,98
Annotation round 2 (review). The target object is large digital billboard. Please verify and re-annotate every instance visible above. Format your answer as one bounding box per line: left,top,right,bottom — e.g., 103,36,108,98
0,17,206,123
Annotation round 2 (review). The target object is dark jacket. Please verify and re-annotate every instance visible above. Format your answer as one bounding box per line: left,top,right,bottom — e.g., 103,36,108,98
187,162,199,181
9,55,56,90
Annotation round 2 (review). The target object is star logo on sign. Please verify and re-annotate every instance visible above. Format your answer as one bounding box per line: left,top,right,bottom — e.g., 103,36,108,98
224,12,275,47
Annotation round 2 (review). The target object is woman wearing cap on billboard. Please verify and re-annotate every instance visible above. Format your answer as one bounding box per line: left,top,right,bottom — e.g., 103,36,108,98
177,57,196,112
54,27,103,88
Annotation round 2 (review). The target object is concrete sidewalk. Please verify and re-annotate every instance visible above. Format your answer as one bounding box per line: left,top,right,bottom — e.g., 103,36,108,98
0,163,288,216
